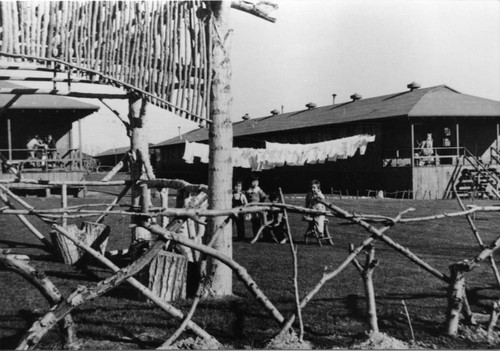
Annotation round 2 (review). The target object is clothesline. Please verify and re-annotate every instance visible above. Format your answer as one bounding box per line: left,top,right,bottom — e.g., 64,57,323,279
182,134,376,171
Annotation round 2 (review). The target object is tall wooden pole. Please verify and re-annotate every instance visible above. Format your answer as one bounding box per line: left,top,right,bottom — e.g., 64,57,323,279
206,1,234,296
128,96,155,246
7,117,12,161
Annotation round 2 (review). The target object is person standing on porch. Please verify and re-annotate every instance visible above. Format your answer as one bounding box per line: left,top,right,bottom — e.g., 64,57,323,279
246,174,268,237
26,135,45,166
45,135,57,159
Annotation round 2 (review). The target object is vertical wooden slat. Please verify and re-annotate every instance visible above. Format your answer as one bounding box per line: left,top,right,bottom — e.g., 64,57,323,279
61,183,68,227
159,1,168,101
11,2,20,54
41,2,50,58
7,117,12,161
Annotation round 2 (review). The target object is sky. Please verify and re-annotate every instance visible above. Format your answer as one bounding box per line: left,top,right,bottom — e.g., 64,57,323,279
228,0,500,121
2,0,499,154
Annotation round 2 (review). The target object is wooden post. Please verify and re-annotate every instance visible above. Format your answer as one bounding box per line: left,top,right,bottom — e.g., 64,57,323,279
410,123,415,167
205,1,234,296
364,245,379,332
61,183,67,227
78,119,83,169
128,96,155,247
445,263,466,336
160,187,169,228
456,123,460,158
496,123,499,159
350,243,379,333
7,117,12,161
487,302,500,342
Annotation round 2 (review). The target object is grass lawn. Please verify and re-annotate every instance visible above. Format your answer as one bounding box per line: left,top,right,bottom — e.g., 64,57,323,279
1,190,500,349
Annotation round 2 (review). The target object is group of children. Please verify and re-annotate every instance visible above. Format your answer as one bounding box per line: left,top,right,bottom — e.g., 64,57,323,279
232,175,326,242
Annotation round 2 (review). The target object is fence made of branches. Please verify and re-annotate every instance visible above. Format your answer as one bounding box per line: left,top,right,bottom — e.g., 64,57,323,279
2,166,500,348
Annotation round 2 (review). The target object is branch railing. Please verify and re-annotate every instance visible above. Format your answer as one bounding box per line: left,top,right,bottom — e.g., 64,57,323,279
2,177,500,347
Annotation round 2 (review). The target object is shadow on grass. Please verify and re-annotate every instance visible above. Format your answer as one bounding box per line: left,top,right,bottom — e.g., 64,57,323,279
0,310,41,349
0,239,48,250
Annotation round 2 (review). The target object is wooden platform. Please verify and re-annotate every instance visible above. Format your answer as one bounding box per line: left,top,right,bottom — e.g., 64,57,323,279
0,170,86,195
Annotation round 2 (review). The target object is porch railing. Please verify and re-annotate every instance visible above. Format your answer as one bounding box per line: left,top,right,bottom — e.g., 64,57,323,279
0,148,84,172
383,146,499,168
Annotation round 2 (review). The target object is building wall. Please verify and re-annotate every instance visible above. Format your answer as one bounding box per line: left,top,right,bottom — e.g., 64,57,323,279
155,122,386,193
154,117,500,196
412,165,456,199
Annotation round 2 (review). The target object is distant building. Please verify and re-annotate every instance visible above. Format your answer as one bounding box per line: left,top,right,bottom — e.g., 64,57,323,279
152,83,500,198
0,81,100,193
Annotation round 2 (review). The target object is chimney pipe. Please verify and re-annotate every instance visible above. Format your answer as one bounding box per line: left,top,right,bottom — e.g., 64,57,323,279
407,81,421,91
332,94,337,105
350,93,362,101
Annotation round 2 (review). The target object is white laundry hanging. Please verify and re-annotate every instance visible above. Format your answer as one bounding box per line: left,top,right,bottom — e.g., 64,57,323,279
181,134,375,171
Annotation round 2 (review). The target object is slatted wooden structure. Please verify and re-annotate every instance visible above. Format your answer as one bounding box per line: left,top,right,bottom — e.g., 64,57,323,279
0,1,212,123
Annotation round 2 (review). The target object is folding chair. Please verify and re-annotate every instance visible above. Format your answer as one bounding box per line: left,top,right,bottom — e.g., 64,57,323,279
303,217,333,246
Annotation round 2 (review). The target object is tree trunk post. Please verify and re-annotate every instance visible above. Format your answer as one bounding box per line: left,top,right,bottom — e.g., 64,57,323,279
160,187,169,228
487,301,500,342
445,263,466,336
363,245,379,333
128,96,155,249
205,0,234,296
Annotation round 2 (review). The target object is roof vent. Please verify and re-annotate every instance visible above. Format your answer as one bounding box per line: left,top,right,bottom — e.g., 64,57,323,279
407,81,421,91
332,94,337,104
350,93,362,101
242,113,250,120
270,109,279,115
305,102,317,109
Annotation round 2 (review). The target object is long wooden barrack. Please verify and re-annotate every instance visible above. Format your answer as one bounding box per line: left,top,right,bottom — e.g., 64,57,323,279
0,1,212,122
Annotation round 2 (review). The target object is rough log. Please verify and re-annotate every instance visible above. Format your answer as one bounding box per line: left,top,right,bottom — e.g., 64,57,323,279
141,178,208,193
51,224,218,344
101,153,129,182
230,1,278,22
445,264,466,336
0,191,55,252
142,222,285,324
0,87,129,99
0,249,78,350
273,208,411,341
17,234,167,348
206,0,234,296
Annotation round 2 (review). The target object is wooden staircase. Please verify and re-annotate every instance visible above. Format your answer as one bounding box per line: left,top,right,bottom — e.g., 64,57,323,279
450,149,500,199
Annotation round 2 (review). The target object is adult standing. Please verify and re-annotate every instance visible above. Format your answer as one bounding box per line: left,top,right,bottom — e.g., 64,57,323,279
26,135,45,166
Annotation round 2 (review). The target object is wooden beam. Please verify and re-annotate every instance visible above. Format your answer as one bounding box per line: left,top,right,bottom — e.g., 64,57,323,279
0,64,54,72
0,75,97,84
0,52,210,123
0,88,129,99
456,123,460,157
230,1,277,23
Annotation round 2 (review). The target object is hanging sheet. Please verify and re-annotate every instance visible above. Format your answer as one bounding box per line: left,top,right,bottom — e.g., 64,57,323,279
182,134,376,171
